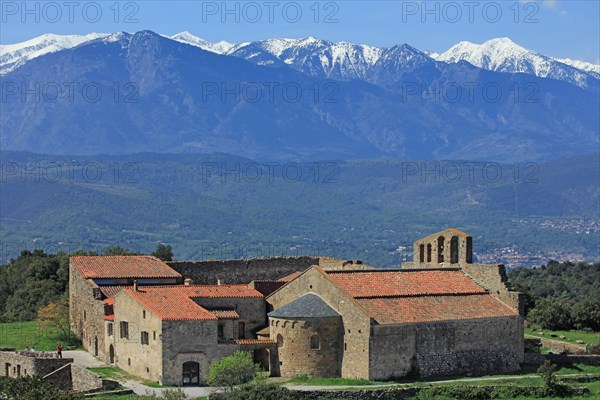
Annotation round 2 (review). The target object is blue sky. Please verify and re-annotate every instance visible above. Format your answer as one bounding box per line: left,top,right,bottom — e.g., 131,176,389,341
1,0,599,63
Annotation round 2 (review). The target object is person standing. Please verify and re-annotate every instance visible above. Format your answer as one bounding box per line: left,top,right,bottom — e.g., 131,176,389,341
57,344,63,359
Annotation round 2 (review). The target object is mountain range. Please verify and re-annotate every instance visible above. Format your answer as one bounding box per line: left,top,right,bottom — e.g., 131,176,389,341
3,32,598,85
0,31,598,161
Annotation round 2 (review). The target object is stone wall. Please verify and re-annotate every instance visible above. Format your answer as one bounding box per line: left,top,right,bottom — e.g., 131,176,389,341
369,325,416,380
41,362,73,391
368,316,523,380
270,316,342,378
0,350,73,378
167,256,375,286
267,267,372,379
71,363,103,391
69,264,107,360
161,319,239,386
523,353,600,366
406,230,472,268
532,336,587,354
113,290,164,384
192,297,266,339
461,263,524,315
167,257,320,285
414,317,523,377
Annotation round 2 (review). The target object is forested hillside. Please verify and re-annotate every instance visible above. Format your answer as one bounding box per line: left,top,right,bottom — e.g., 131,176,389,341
508,261,600,331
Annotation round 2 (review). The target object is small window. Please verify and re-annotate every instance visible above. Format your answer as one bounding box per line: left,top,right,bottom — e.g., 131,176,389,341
120,321,129,339
107,323,114,336
310,334,320,350
153,331,156,340
83,310,87,321
141,331,149,345
218,324,224,339
143,310,146,319
128,358,131,366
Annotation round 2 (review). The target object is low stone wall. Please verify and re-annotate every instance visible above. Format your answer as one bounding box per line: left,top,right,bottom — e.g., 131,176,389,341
71,364,103,391
0,350,73,378
42,363,73,391
537,337,587,354
523,353,600,366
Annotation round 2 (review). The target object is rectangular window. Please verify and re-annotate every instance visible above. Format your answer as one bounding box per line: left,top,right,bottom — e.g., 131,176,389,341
107,323,113,336
218,324,224,339
141,331,149,345
153,331,156,340
120,321,129,339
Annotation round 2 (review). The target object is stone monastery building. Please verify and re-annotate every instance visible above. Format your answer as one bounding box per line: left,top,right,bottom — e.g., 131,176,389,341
69,229,524,385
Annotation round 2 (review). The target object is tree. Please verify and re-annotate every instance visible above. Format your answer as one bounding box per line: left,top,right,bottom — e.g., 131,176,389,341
538,360,557,388
526,298,573,330
37,296,76,344
207,351,262,388
152,243,174,261
103,245,137,256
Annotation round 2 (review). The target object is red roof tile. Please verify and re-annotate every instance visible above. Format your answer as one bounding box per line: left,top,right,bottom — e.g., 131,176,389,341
122,288,217,321
357,294,518,324
99,286,130,298
118,284,263,321
103,298,115,306
104,315,115,321
327,270,486,298
71,256,181,279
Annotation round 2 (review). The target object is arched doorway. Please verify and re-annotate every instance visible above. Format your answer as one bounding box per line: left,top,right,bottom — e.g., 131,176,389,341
109,345,115,364
94,336,99,357
182,361,200,386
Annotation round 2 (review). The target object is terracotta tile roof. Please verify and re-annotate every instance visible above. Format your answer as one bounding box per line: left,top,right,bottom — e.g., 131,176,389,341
357,294,518,325
99,286,130,298
103,298,115,305
326,270,486,298
211,310,240,319
118,284,263,321
122,287,217,321
104,315,115,321
71,256,181,279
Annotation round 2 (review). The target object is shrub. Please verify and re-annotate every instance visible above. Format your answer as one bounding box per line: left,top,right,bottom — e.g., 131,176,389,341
207,351,262,388
212,382,300,400
416,386,491,399
0,376,83,400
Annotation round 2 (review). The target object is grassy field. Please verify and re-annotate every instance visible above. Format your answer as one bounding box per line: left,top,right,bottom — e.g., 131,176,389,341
525,328,600,346
0,321,80,351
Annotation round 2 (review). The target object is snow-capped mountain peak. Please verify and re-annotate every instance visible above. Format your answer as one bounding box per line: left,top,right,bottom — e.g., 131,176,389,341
0,32,109,74
168,31,234,54
434,37,598,87
1,32,598,88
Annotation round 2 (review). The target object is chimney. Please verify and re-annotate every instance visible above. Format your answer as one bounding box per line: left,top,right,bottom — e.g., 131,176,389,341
133,280,139,292
184,278,193,286
217,278,222,285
